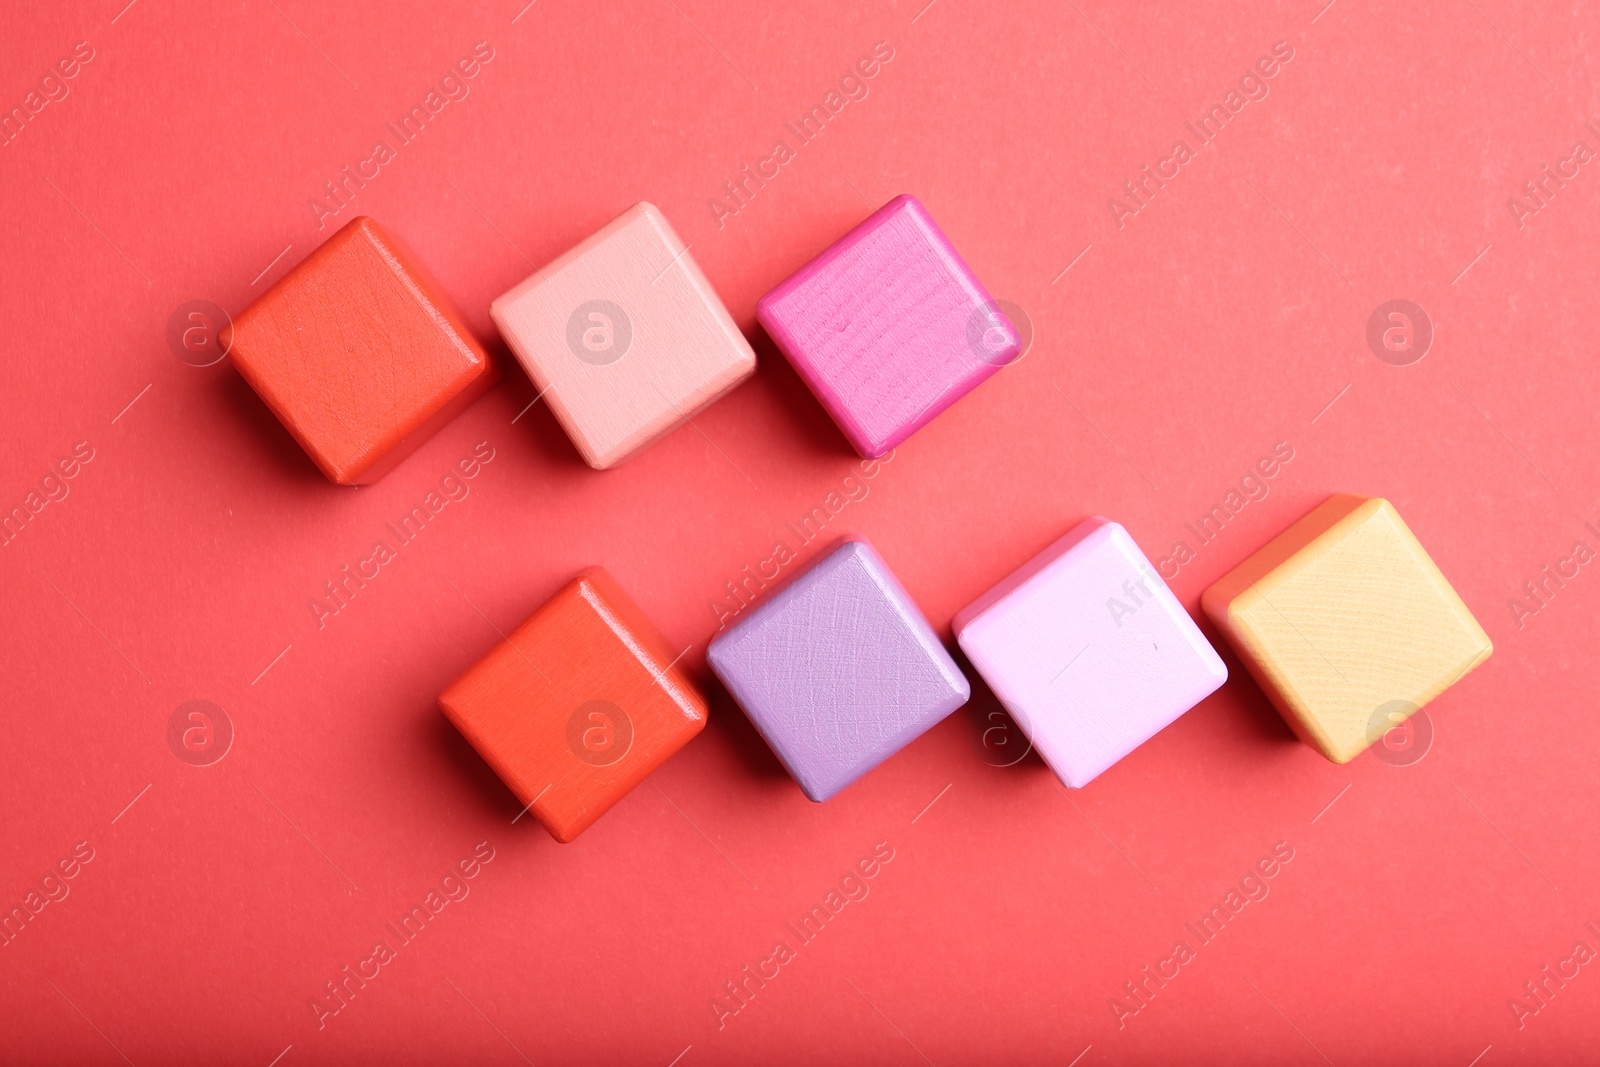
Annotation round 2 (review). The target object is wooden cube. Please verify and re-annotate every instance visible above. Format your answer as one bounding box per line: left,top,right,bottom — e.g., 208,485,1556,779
438,569,707,842
756,194,1017,458
1201,495,1493,763
224,217,498,485
490,203,756,469
707,539,970,802
954,518,1228,788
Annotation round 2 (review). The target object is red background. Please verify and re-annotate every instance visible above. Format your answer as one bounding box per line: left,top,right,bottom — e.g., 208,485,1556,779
2,1,1598,1064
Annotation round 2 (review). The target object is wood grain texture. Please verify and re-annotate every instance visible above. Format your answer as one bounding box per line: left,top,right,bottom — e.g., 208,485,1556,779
490,202,756,469
706,538,969,802
756,194,1016,458
223,216,498,485
954,518,1228,789
1202,495,1493,764
438,568,707,843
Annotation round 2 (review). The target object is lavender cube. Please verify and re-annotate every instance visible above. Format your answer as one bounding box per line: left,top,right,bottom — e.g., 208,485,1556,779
707,539,970,801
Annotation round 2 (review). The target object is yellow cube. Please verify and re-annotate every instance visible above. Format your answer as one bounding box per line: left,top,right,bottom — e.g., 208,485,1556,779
1201,495,1492,763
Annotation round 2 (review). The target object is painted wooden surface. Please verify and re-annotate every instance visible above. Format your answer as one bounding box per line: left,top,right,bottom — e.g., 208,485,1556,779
706,538,969,802
756,194,1016,458
224,216,498,485
955,517,1228,789
438,568,707,842
1202,494,1493,763
490,202,756,469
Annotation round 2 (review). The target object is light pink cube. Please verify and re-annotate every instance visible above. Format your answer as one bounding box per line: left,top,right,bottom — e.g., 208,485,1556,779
953,518,1227,789
491,203,756,469
756,195,1017,458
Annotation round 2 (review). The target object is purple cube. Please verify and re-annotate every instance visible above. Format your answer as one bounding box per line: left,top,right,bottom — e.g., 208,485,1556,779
707,538,970,801
756,194,1018,458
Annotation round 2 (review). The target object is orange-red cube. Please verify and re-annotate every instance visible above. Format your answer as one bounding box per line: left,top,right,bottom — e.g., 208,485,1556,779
224,217,498,485
439,569,707,842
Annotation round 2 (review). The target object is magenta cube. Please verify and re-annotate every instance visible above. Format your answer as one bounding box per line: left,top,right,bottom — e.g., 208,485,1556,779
756,195,1018,458
707,539,971,802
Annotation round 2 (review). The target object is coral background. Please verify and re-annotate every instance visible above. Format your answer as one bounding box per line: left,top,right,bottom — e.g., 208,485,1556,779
1,1,1598,1063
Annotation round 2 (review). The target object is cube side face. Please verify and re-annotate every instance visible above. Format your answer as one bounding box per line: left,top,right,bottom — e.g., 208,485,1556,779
707,539,969,801
1219,498,1492,763
1200,493,1368,619
228,217,495,484
756,195,1012,458
952,517,1112,633
1202,492,1373,758
438,571,707,841
956,520,1227,788
490,203,756,469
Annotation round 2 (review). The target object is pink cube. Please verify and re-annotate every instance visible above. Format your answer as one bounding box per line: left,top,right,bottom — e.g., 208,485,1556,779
491,203,757,469
953,518,1228,789
756,195,1017,458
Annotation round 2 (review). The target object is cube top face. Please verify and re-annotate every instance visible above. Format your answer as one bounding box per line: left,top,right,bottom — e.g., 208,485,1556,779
1202,495,1493,764
757,194,1016,459
490,202,757,469
706,539,970,802
226,217,497,485
955,518,1228,789
438,568,707,842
